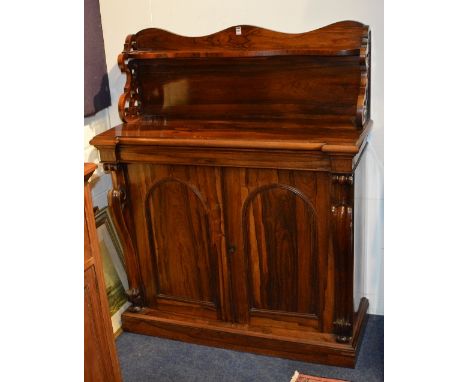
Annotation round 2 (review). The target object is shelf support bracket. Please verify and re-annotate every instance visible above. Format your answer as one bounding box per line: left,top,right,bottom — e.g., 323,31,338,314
104,163,145,313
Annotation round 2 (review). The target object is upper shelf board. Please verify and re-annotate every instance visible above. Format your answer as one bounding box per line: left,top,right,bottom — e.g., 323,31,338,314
122,21,369,59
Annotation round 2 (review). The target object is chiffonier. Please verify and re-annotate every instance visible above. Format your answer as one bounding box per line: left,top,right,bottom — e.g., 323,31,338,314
91,21,371,367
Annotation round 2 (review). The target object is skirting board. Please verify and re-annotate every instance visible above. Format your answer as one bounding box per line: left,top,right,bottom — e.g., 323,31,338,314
121,298,369,368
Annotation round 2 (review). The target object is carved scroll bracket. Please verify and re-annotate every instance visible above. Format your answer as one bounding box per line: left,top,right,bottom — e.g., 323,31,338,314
331,173,354,343
118,35,141,123
103,163,127,202
104,163,145,312
356,28,371,128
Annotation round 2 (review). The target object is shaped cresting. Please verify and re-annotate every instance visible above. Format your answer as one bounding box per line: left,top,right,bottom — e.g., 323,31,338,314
117,22,370,128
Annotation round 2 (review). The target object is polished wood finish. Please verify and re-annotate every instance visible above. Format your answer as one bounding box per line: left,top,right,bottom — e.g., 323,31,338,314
117,21,370,127
331,174,354,343
84,164,122,382
122,298,369,368
91,21,370,368
227,168,326,329
104,163,145,313
93,119,369,153
122,21,366,57
125,164,227,321
129,56,360,123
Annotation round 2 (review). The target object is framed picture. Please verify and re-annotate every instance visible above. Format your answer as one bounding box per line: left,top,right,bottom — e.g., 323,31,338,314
95,207,129,321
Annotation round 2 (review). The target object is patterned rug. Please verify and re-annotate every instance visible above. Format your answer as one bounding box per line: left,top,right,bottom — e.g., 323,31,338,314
290,371,349,382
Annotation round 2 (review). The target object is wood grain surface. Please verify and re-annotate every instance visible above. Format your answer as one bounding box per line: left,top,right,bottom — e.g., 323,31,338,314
116,21,370,127
84,164,122,382
90,21,371,367
124,22,367,57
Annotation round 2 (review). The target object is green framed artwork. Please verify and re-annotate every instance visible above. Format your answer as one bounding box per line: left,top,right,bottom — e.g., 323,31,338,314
95,207,128,317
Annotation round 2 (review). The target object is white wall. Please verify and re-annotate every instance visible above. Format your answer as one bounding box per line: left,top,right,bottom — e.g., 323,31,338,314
90,0,384,314
354,144,384,314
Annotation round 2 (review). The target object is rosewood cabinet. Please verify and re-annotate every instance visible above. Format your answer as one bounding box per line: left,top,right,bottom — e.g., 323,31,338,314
91,21,371,367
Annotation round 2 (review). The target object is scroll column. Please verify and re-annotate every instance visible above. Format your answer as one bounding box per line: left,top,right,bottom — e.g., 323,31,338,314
104,163,145,312
331,174,354,343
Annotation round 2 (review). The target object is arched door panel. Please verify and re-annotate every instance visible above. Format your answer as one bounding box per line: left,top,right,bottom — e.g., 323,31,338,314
243,184,318,315
125,164,228,321
223,168,328,330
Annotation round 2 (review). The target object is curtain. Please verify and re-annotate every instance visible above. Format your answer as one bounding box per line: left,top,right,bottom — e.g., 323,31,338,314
84,0,111,117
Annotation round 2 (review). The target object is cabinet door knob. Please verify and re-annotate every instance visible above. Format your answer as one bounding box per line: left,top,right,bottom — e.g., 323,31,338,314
228,245,236,255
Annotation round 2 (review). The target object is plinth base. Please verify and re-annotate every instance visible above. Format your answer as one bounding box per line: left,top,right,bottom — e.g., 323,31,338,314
122,298,369,368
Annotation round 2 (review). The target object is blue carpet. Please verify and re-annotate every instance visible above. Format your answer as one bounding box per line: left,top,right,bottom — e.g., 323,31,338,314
116,314,383,382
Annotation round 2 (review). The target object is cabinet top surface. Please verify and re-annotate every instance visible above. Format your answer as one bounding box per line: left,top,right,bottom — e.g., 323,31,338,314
91,119,371,154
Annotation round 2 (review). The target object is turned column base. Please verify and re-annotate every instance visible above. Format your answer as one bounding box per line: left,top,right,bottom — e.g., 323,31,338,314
126,288,145,313
333,318,353,343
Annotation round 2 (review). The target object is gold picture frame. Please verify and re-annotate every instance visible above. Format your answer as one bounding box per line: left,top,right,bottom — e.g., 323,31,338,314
95,207,128,316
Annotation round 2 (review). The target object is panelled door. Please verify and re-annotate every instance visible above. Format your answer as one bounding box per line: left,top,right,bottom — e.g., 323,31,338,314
125,163,329,329
223,167,330,331
125,164,230,322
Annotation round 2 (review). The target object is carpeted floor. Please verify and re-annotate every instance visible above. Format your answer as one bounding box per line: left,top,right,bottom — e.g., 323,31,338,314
116,314,383,382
